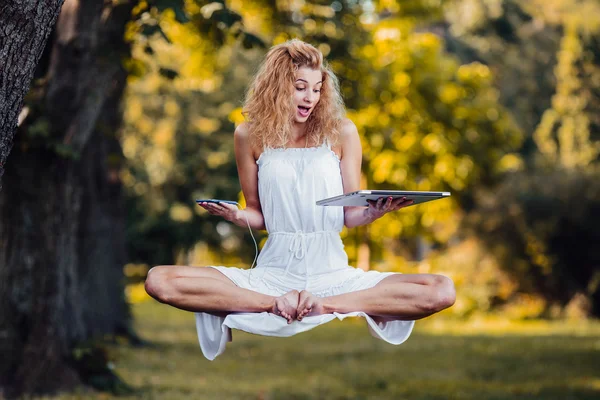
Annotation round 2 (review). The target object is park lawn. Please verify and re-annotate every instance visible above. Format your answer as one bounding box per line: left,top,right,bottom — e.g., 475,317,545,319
43,301,600,400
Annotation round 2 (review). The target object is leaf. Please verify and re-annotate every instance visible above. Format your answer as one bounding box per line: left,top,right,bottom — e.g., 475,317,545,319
124,57,147,78
200,2,224,19
150,0,189,23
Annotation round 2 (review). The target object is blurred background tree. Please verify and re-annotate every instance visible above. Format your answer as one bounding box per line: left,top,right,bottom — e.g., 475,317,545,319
0,0,65,188
0,0,261,396
2,0,599,396
461,0,600,317
1,1,139,393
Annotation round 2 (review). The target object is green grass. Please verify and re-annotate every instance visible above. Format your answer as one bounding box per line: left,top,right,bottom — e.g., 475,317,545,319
42,302,600,399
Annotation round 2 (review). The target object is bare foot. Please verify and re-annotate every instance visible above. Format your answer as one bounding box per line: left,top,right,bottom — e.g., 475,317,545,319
296,290,325,321
272,290,300,324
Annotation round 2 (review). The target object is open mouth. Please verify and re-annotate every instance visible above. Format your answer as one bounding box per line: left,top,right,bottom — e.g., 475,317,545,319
297,105,311,117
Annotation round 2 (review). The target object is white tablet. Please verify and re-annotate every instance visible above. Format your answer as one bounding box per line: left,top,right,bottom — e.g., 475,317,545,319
316,190,451,207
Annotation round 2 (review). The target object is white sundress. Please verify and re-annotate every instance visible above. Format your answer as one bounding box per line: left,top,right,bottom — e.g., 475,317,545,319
195,139,415,360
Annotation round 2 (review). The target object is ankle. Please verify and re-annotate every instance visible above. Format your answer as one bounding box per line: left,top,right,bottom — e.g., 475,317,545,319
262,295,277,313
321,297,336,314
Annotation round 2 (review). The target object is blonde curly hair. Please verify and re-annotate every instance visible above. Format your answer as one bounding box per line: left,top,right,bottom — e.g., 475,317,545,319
242,39,345,150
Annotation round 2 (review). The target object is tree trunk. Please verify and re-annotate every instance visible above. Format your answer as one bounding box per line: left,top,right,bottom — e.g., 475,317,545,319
0,0,65,190
0,140,83,396
78,71,132,341
0,0,135,396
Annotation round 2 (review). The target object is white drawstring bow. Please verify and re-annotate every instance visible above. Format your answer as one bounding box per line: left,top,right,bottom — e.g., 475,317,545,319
283,230,307,276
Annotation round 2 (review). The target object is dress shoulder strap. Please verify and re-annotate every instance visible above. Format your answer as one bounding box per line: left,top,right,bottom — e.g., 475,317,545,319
255,143,269,165
325,137,332,150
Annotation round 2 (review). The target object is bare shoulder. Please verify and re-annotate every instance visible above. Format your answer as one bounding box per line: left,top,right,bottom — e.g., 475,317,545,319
234,122,259,159
234,122,250,140
339,118,360,144
337,118,360,160
340,118,358,135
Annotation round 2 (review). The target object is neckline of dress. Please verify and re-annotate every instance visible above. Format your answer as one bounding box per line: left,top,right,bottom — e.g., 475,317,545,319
265,140,327,152
256,141,340,164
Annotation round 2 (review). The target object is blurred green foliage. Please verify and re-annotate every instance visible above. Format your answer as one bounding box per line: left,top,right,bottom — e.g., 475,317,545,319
123,2,267,265
467,168,600,316
453,0,600,316
121,0,600,317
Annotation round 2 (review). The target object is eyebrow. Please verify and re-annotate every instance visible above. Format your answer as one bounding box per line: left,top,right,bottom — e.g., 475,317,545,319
296,79,323,84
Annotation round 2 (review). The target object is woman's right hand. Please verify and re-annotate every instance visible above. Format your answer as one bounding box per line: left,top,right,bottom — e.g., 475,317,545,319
197,202,241,223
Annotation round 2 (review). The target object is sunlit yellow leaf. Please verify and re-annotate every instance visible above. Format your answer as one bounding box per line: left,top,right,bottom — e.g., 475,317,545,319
229,107,245,125
193,117,221,135
497,153,524,173
170,203,193,222
207,152,229,169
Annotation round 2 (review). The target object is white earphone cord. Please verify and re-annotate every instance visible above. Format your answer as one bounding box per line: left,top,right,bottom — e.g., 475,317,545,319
232,202,259,275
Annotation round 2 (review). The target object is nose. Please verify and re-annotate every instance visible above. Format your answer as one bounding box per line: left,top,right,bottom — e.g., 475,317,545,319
304,90,314,103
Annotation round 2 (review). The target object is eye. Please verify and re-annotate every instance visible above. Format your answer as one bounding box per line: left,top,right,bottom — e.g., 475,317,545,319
296,86,305,91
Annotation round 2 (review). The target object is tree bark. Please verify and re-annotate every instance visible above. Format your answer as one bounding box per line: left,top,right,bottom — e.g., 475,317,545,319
0,141,83,396
0,0,135,396
0,0,65,190
78,68,132,341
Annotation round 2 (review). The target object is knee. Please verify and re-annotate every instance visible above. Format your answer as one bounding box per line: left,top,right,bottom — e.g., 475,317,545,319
145,265,175,303
426,275,456,313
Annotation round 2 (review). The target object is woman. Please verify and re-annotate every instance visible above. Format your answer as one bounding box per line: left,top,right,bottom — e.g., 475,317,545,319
145,39,456,360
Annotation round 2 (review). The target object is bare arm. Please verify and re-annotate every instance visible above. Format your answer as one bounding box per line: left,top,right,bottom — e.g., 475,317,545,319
231,123,266,230
340,119,412,228
339,119,373,229
199,124,266,230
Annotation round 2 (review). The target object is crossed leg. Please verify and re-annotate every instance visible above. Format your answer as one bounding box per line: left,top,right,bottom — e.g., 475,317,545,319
144,265,300,323
296,273,456,321
145,266,455,323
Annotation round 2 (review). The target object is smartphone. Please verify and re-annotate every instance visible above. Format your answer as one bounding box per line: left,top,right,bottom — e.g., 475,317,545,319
195,199,238,205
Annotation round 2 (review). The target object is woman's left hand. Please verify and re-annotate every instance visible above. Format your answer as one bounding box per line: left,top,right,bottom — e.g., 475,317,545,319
366,196,414,221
